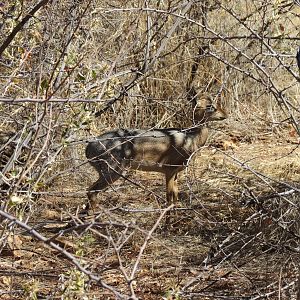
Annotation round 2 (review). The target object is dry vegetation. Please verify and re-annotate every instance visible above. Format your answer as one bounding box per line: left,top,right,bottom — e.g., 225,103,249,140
1,0,300,299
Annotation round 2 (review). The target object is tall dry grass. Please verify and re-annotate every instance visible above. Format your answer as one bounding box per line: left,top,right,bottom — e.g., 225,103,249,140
1,1,300,298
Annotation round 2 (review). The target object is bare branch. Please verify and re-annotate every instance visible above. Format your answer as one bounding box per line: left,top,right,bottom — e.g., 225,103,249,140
0,0,51,57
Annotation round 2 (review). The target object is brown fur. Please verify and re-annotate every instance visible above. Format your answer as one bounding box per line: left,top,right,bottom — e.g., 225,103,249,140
86,97,227,220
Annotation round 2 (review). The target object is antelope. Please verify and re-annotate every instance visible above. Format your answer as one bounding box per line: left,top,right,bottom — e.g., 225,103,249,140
85,93,227,219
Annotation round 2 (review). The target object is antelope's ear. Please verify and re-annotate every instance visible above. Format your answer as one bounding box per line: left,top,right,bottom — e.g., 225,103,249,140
212,94,225,108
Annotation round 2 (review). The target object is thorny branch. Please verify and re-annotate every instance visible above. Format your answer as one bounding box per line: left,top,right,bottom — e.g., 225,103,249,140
1,1,300,298
0,0,51,57
0,208,126,299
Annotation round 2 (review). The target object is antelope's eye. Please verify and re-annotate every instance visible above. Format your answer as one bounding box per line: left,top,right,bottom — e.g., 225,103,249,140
206,105,215,112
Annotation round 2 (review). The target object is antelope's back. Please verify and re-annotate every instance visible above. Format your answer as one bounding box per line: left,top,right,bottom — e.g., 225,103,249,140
86,128,190,161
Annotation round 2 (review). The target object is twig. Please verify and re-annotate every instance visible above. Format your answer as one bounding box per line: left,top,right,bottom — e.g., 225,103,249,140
128,204,174,299
0,0,51,57
0,208,126,299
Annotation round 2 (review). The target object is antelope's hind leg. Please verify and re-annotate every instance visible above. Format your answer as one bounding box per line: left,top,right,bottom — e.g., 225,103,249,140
86,160,122,213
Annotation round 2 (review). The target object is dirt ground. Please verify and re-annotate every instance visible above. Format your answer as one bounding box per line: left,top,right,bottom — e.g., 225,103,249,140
1,136,300,299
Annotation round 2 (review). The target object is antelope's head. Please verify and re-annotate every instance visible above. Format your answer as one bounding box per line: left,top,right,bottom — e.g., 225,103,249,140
193,96,227,124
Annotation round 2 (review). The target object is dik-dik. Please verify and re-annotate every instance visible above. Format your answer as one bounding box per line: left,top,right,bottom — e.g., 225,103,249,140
85,95,227,216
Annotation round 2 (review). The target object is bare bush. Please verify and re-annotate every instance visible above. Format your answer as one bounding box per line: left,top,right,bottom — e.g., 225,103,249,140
0,0,300,298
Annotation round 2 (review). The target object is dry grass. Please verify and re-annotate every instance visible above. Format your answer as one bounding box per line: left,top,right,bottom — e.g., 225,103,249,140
1,1,300,298
1,133,299,298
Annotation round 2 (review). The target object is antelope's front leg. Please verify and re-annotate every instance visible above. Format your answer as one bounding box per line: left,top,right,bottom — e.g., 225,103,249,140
166,172,179,204
165,172,178,225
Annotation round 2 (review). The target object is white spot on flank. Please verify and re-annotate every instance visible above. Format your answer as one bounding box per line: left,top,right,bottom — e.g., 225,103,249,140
171,131,185,146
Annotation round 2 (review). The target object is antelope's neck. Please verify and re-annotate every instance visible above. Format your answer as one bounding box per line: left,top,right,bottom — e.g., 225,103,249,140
188,125,209,148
